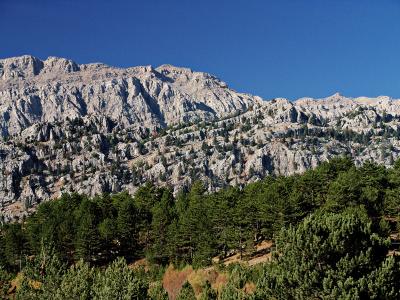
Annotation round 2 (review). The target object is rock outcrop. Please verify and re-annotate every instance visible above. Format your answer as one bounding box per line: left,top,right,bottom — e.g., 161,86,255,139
1,55,400,221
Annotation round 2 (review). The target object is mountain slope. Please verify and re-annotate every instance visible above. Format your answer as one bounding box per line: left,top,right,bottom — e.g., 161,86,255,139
0,55,257,137
1,55,400,221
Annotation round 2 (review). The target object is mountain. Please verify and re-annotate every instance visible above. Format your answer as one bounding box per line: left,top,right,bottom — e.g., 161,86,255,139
0,55,256,136
1,55,400,221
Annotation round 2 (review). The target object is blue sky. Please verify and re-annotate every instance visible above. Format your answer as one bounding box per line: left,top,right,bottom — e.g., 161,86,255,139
1,0,400,100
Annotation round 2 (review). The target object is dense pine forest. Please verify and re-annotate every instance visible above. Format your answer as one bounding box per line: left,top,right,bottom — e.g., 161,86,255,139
1,157,400,299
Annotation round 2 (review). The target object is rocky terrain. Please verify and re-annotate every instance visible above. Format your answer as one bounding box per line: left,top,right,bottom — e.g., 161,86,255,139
1,55,400,221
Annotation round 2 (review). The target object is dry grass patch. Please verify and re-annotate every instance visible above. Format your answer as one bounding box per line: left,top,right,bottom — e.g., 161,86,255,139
162,265,228,299
163,265,193,300
211,272,228,293
187,268,221,296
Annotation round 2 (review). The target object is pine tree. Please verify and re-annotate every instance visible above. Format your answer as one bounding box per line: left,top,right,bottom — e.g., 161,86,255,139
133,184,160,250
115,195,139,257
74,199,102,262
148,281,169,300
148,188,175,264
53,260,94,300
176,181,215,266
209,187,241,258
16,244,65,299
3,223,26,269
91,257,148,300
384,159,400,215
255,207,400,299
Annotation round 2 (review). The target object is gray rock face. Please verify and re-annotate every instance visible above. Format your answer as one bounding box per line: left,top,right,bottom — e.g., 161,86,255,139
0,55,256,138
1,55,400,221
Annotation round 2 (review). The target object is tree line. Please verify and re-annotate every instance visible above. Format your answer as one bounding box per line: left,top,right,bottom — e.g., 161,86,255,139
1,156,400,298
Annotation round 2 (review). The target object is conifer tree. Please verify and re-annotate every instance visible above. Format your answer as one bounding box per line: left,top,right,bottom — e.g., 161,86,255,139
255,207,400,299
74,199,102,262
133,183,160,250
148,281,169,300
3,223,26,269
16,244,65,299
148,188,175,264
199,280,217,300
115,194,139,256
91,257,148,300
177,181,215,266
53,260,94,300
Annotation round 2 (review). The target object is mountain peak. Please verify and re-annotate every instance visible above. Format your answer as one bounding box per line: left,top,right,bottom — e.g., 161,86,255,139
0,55,44,79
0,55,255,137
1,55,400,219
43,56,80,73
156,64,193,74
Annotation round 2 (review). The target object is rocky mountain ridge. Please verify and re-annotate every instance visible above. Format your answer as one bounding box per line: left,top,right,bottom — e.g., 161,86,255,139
0,55,257,137
1,55,400,221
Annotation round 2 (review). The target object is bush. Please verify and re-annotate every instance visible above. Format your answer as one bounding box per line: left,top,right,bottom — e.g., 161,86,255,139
91,257,148,300
148,281,169,300
53,260,94,300
176,281,196,300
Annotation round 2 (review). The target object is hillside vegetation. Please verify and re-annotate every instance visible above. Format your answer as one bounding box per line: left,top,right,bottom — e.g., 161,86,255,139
1,157,400,298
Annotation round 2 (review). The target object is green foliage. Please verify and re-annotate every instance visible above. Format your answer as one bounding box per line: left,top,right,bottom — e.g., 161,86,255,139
25,193,84,262
2,223,26,269
325,162,387,218
385,160,400,216
115,194,139,255
199,280,217,300
3,157,400,271
175,181,216,267
91,257,148,300
74,198,103,262
148,281,169,300
176,281,196,300
16,244,65,299
148,188,176,264
15,255,148,300
219,282,250,300
209,187,242,258
255,207,400,299
0,266,13,299
53,260,94,300
2,157,400,299
217,264,260,300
